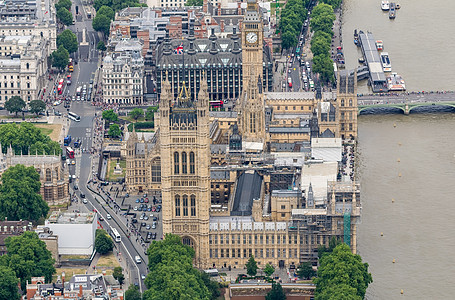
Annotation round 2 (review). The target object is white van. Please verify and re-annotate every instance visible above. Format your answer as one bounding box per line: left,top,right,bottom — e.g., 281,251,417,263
135,256,142,264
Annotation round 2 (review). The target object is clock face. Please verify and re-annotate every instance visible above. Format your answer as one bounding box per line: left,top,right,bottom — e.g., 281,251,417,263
246,32,258,44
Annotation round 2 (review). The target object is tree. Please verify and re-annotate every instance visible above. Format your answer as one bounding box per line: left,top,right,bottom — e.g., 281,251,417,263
108,124,122,138
0,266,20,300
145,106,155,121
92,14,111,35
0,122,61,156
281,31,298,50
102,109,118,122
125,284,142,300
0,164,49,222
57,29,78,54
185,0,203,6
97,41,107,51
318,236,342,259
0,231,55,289
266,282,286,300
51,45,69,70
143,234,212,300
200,270,221,300
314,244,373,300
94,229,113,254
246,255,258,277
97,5,115,20
296,262,316,280
263,264,275,277
4,96,25,116
113,266,125,284
312,54,335,83
55,0,72,11
316,283,361,300
311,36,331,57
56,7,73,26
29,100,46,116
321,0,342,9
129,108,144,121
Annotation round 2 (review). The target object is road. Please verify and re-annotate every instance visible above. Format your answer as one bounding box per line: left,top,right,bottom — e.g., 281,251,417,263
60,5,149,292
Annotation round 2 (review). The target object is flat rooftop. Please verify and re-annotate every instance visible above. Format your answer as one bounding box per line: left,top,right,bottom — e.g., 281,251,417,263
47,211,96,224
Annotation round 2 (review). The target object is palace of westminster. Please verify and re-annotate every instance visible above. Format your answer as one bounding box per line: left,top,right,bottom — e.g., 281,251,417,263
124,0,360,269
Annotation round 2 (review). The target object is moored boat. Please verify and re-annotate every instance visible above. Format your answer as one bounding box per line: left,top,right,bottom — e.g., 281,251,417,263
380,52,392,72
387,72,406,91
381,0,390,11
389,2,396,19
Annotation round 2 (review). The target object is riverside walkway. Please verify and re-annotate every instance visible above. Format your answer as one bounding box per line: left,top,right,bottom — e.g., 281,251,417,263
357,91,455,114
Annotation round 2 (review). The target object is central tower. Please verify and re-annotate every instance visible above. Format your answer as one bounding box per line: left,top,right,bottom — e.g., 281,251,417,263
159,75,211,268
242,0,264,90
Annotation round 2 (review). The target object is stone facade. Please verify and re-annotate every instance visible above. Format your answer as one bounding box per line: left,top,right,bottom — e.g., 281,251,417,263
0,147,69,206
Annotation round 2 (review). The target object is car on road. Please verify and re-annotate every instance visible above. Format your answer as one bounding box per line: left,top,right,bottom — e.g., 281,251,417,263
141,274,146,280
82,199,87,204
74,185,78,190
72,174,76,179
106,214,112,220
80,193,85,198
99,216,104,221
71,161,76,165
54,111,62,116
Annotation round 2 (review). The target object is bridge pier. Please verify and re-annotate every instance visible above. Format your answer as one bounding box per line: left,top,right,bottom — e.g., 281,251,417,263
404,103,409,115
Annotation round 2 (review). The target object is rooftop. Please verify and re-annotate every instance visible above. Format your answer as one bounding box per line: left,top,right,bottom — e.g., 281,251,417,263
46,211,96,224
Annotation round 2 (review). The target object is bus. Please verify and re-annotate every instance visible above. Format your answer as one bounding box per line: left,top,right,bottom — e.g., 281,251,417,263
68,112,81,122
66,147,75,159
64,135,71,146
209,100,223,109
110,227,121,243
204,269,219,277
57,84,63,95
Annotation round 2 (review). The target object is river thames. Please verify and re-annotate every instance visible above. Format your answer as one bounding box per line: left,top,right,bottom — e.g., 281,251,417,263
342,0,455,298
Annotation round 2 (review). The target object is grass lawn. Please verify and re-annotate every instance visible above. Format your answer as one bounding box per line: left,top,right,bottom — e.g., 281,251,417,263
97,253,121,268
106,158,126,181
34,123,62,142
53,268,87,282
120,116,152,123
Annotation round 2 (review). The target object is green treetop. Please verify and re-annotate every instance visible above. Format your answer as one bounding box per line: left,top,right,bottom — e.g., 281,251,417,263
125,284,142,300
0,266,21,300
57,29,78,54
108,124,122,138
0,231,55,290
92,14,111,35
246,255,258,277
97,5,115,20
265,282,286,300
0,164,49,222
29,100,46,116
56,7,73,26
314,243,373,300
51,45,70,70
94,229,114,255
102,109,119,122
263,263,275,277
185,0,203,6
4,96,26,116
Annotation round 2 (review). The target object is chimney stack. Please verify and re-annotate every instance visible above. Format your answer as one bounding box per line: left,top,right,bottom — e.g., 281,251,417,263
217,3,221,16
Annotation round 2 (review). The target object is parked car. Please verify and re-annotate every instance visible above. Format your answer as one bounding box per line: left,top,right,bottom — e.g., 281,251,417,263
132,219,138,223
146,224,151,230
152,232,157,240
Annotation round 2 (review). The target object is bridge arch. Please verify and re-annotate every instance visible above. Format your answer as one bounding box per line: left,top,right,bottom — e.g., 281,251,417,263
408,103,455,113
358,105,406,115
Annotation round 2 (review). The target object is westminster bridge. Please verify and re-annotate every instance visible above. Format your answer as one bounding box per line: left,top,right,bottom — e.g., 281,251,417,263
357,91,455,114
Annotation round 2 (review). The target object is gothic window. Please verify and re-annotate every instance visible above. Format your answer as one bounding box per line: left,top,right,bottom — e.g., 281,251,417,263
174,152,179,174
190,195,196,216
349,99,353,106
45,168,51,181
175,195,181,216
183,195,188,216
151,158,161,182
55,167,59,180
341,99,345,107
189,152,195,174
181,152,187,174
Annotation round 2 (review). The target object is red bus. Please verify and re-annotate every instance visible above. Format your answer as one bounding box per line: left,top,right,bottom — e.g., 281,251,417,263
66,147,75,159
57,84,63,95
210,100,223,108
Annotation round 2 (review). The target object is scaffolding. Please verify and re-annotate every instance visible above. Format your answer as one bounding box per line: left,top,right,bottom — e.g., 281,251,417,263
344,211,351,247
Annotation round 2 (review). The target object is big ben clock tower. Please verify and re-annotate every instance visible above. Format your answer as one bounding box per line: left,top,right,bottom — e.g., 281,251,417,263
242,0,264,90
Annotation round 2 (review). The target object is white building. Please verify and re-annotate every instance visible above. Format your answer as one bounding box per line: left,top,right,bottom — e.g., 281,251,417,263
45,211,98,255
102,40,144,105
0,35,49,105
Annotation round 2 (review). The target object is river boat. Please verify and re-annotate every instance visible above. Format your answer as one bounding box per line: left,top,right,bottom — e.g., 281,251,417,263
354,29,359,45
380,52,392,72
387,73,406,91
389,3,396,19
381,0,390,11
376,40,383,51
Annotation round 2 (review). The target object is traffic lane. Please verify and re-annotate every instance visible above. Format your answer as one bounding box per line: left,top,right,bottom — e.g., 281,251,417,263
79,180,148,286
79,183,146,290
